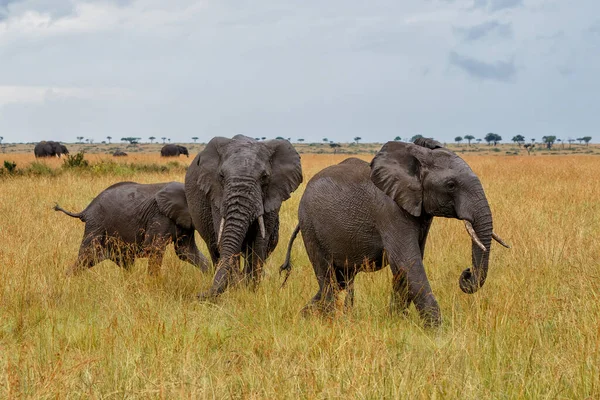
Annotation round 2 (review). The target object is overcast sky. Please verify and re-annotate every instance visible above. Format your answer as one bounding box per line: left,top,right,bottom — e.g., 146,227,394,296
0,0,598,144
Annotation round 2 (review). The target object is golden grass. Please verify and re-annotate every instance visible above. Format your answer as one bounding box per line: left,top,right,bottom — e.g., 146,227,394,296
1,154,599,398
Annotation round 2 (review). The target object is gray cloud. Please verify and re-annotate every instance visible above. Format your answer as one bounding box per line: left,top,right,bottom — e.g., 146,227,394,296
454,20,512,41
449,51,517,81
0,0,599,143
473,0,523,12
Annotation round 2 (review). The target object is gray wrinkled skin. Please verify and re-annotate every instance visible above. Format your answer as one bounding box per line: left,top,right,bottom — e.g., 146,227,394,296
185,135,302,299
34,141,69,158
55,181,210,275
161,144,189,157
280,139,495,328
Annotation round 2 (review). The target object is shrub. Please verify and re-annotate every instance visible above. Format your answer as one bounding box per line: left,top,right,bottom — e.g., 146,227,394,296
3,160,17,174
63,152,89,169
27,162,56,176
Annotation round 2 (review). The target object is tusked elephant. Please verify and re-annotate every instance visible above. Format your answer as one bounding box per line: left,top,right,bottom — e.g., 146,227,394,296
55,181,210,275
161,144,189,157
34,141,69,158
185,135,302,299
280,138,509,327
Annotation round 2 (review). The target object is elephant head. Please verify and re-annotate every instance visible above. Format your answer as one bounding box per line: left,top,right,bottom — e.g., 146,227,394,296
59,144,69,156
370,138,508,294
193,135,302,265
177,145,189,157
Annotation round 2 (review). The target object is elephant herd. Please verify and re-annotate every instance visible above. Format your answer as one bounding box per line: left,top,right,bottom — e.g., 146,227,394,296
54,135,509,327
34,142,189,158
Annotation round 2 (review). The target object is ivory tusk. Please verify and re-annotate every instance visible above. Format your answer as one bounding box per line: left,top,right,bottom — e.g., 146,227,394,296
217,218,225,245
492,232,511,248
464,221,486,252
258,215,266,239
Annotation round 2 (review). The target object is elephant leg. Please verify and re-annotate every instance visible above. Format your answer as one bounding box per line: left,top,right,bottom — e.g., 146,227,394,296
110,246,135,270
207,242,220,267
344,279,356,311
391,258,441,327
105,238,135,270
301,237,339,316
66,235,104,276
390,269,411,315
243,242,269,291
174,234,210,272
143,235,168,276
335,267,356,311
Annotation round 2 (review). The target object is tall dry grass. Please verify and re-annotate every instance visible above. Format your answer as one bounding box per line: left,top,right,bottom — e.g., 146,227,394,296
0,154,599,398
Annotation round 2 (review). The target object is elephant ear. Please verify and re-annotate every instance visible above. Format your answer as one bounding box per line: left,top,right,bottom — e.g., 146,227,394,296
413,137,443,149
370,141,429,217
263,139,303,213
195,136,231,211
156,182,193,230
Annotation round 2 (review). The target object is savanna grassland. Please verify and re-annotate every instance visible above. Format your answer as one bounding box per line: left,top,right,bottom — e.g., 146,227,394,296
1,152,599,398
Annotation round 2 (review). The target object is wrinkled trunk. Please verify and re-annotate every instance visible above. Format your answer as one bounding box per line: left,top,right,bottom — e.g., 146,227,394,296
210,179,263,295
459,198,493,294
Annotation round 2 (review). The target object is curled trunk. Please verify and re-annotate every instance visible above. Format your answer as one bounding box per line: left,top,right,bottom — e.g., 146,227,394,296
459,201,493,294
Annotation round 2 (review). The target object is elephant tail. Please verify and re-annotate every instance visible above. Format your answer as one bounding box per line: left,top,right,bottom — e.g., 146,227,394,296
279,224,300,288
54,203,85,221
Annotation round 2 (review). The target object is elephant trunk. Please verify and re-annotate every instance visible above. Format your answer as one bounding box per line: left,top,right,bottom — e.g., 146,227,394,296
459,196,493,294
215,178,264,277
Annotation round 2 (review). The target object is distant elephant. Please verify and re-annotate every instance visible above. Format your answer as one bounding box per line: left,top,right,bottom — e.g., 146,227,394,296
55,181,210,275
280,138,509,327
113,150,128,157
185,135,302,299
34,141,69,158
161,144,189,157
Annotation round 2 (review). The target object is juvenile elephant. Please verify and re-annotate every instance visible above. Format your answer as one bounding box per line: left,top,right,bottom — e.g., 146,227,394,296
34,141,69,158
185,135,302,299
280,138,509,327
161,144,189,157
55,181,210,275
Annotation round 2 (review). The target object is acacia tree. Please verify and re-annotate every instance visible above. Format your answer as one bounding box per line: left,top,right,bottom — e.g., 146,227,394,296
149,136,156,143
121,137,141,145
161,137,167,144
512,135,525,147
454,136,463,146
192,137,199,143
583,136,592,146
464,135,475,146
106,136,112,144
542,135,556,149
567,138,575,148
322,138,328,143
354,136,361,144
77,136,84,143
0,136,3,144
298,138,305,143
394,136,402,141
484,133,502,146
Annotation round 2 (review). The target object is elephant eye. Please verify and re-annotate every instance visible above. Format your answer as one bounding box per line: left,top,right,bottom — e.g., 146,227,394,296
446,180,457,191
261,172,270,183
